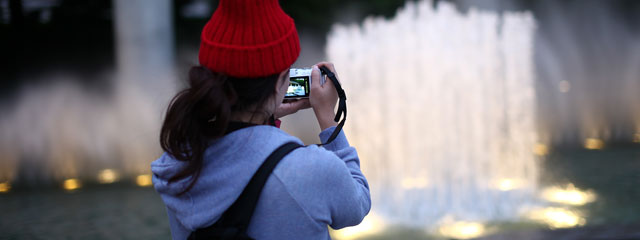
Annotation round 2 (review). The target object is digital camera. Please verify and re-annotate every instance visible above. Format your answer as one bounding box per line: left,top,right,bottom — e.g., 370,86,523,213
285,68,312,99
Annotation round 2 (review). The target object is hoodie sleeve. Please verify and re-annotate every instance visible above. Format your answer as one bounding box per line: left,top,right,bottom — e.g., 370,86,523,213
288,127,371,229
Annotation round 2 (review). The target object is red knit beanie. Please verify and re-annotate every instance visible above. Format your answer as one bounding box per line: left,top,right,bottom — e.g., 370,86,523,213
198,0,301,78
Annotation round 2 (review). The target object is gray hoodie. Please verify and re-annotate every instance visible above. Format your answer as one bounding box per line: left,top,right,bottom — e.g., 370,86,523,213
151,125,371,239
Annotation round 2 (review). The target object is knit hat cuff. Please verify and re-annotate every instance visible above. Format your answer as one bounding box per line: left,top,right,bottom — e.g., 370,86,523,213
198,20,301,78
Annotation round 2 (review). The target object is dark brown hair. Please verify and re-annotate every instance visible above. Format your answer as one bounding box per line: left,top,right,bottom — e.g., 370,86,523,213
160,66,281,194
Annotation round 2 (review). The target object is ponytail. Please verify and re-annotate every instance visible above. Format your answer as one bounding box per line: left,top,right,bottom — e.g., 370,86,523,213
160,66,280,194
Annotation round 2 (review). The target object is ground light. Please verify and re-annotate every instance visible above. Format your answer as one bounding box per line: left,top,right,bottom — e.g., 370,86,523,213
438,221,486,239
495,178,524,191
527,207,586,229
97,169,119,184
584,138,604,150
63,178,81,191
136,174,153,187
533,143,549,156
541,183,596,206
0,182,10,193
332,214,384,240
401,177,429,189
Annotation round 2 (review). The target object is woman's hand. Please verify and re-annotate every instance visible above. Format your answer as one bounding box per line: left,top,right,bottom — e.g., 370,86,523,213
310,62,339,131
274,99,310,119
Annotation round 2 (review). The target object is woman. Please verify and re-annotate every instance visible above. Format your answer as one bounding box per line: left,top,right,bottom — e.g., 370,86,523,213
151,0,371,239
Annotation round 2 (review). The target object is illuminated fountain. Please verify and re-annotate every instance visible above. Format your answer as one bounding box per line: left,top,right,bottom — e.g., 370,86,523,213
327,0,539,236
0,0,174,189
0,0,632,237
533,0,640,147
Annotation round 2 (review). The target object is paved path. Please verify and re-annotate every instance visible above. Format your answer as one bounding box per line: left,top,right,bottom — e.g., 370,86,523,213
477,224,640,240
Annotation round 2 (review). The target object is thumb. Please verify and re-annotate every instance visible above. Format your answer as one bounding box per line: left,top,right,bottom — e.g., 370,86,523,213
311,65,321,89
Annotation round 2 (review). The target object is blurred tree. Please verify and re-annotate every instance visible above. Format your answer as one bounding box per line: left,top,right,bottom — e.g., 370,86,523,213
281,0,410,33
172,0,414,35
9,0,23,26
0,0,114,96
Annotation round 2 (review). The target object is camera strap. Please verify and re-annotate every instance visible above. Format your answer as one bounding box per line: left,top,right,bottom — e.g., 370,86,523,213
318,66,347,146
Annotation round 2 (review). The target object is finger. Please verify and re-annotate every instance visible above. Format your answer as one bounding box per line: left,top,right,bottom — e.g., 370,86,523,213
275,103,296,118
288,99,310,111
318,66,336,90
311,65,321,90
278,102,294,112
315,62,340,85
315,62,336,73
295,99,311,109
279,99,310,113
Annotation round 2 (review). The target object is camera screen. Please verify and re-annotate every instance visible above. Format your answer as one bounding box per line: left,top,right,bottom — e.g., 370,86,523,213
285,76,310,98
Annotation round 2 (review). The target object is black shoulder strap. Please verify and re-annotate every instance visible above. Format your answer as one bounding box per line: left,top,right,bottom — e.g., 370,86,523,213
189,142,303,240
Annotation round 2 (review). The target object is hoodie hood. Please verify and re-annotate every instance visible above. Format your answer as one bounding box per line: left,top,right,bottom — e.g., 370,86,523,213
151,125,302,231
